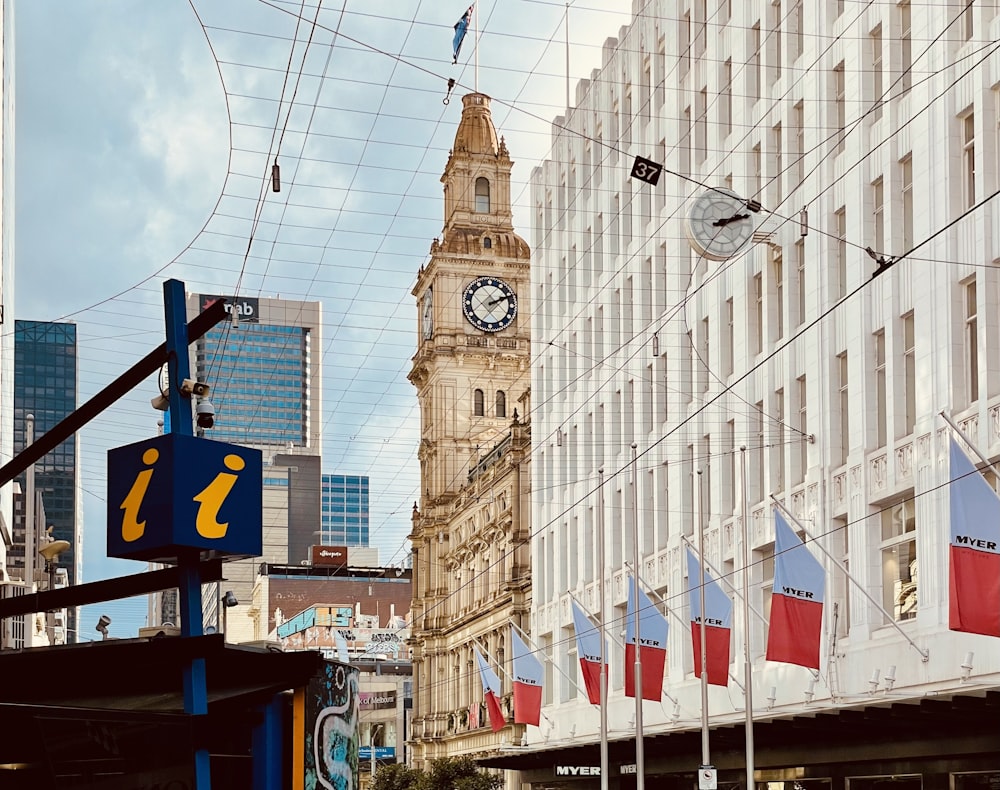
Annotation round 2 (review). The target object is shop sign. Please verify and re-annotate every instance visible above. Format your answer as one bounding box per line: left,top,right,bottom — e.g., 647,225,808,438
555,767,601,776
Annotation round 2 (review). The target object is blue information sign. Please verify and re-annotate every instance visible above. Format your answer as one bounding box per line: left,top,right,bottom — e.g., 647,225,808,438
107,433,263,561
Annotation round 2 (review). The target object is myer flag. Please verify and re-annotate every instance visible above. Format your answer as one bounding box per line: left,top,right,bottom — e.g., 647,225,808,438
766,511,825,669
452,5,473,64
624,576,669,700
510,627,544,725
570,599,606,705
948,438,1000,637
475,649,506,732
685,548,733,686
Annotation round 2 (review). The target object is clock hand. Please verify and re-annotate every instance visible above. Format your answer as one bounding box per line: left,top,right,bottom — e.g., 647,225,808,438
712,213,750,227
486,296,508,307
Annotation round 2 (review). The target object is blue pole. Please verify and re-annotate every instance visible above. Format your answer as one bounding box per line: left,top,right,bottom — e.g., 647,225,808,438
252,695,285,789
163,278,211,789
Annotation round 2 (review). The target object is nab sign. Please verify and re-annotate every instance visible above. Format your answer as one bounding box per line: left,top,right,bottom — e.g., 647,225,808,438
107,433,263,562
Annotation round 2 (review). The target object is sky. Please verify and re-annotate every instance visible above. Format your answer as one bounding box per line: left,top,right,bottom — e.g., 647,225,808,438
14,0,634,640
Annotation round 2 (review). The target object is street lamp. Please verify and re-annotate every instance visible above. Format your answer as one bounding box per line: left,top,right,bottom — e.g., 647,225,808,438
38,528,71,644
221,589,239,641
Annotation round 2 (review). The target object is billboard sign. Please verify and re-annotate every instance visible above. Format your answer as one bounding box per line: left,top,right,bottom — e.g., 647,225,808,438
312,545,348,567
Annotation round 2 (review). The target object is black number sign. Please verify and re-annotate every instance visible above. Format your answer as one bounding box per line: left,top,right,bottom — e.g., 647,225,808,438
630,155,663,186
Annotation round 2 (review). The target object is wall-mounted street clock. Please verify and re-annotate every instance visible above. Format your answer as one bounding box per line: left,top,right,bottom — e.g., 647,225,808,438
462,276,517,333
685,187,756,262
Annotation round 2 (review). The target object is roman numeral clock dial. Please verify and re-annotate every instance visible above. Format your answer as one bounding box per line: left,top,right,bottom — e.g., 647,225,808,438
462,276,517,332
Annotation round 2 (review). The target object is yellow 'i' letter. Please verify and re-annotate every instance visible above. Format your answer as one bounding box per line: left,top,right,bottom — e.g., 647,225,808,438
193,454,246,539
120,448,159,542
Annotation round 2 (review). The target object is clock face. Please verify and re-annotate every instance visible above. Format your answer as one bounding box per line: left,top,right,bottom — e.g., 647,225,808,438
685,188,756,262
422,289,433,340
462,276,517,332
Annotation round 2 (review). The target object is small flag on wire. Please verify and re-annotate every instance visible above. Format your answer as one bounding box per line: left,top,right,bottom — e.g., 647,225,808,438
452,5,474,64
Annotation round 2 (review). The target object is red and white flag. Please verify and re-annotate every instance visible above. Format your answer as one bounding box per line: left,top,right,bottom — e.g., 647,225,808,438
686,548,733,686
510,627,544,725
570,599,606,705
949,438,1000,637
475,649,506,732
624,575,669,700
766,511,825,669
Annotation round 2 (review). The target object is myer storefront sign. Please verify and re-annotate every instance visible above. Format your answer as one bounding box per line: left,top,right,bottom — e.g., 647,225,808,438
555,767,601,777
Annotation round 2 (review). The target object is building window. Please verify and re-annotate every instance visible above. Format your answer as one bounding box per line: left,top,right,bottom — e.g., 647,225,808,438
750,23,761,100
902,312,916,436
880,500,917,621
965,278,979,403
473,388,484,417
900,1,912,94
793,101,805,185
795,238,806,326
838,352,849,464
797,375,807,483
722,59,733,136
871,25,883,121
774,388,785,489
752,143,762,199
962,111,976,209
770,0,782,85
495,390,506,419
961,1,973,42
875,330,887,448
873,176,884,254
723,297,734,377
483,237,492,249
696,88,708,163
835,207,847,298
901,154,913,250
772,123,783,204
475,177,490,212
773,245,784,340
834,62,846,153
753,272,764,354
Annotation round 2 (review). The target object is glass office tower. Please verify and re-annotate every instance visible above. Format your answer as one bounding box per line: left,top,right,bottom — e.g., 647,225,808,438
187,294,322,456
321,474,369,546
12,320,80,641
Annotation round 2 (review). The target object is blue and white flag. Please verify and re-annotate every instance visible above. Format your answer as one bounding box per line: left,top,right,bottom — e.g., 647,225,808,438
453,5,473,64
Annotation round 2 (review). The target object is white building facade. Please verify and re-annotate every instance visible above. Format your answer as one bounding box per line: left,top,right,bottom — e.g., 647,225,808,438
514,0,1000,786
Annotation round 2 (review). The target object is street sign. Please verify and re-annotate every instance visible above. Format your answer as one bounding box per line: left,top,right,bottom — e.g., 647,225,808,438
107,433,262,561
630,155,663,186
699,766,718,790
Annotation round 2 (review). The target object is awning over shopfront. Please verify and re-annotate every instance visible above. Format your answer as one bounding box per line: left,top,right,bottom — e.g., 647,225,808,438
0,634,325,788
479,689,1000,784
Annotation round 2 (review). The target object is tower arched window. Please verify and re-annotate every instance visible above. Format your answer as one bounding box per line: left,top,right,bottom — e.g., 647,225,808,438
496,390,506,418
475,177,491,212
474,389,485,416
483,237,492,249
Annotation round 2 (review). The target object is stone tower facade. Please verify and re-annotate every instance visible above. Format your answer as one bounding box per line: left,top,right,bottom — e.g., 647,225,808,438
408,93,532,773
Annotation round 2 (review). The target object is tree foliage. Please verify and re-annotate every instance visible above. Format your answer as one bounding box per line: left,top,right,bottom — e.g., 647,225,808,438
372,757,503,790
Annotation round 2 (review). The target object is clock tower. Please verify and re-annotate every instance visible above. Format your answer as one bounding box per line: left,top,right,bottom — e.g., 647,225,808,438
408,94,532,771
409,92,530,507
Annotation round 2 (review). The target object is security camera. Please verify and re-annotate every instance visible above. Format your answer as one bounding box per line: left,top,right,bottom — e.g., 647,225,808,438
181,378,211,398
196,399,216,430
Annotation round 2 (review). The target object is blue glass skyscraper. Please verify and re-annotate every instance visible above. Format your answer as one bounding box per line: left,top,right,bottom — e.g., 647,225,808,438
187,294,322,455
321,474,369,547
13,320,80,641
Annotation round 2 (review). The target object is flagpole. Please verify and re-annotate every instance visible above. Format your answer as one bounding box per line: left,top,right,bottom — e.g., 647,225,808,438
741,448,756,790
597,468,609,790
697,468,711,771
474,4,478,94
631,444,645,790
768,496,929,661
